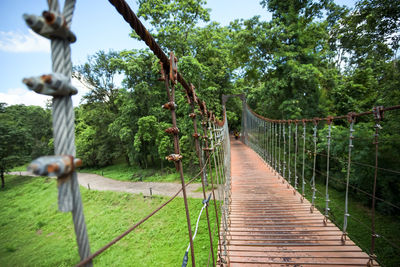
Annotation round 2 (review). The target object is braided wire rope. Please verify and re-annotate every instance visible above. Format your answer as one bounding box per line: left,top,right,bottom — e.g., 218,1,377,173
23,0,92,264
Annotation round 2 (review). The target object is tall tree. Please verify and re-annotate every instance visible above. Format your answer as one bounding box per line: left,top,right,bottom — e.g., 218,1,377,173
0,106,31,187
74,51,124,166
136,0,210,57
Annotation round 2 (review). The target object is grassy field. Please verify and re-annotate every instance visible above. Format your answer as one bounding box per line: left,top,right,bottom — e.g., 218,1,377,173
79,163,199,183
10,163,29,172
0,175,219,266
301,178,400,266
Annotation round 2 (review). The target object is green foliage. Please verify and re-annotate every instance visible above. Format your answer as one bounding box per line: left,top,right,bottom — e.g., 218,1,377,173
0,104,52,187
0,175,218,266
137,0,210,57
133,116,171,168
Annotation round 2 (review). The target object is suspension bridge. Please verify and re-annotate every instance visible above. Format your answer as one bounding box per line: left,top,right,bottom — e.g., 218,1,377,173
19,0,399,266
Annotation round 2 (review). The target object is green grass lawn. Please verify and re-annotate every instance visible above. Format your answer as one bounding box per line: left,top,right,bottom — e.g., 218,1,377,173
10,163,29,172
301,178,400,266
0,175,220,266
79,163,200,183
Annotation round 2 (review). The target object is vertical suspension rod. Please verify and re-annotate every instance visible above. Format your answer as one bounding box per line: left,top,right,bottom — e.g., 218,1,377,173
324,118,333,224
294,121,298,192
310,119,318,213
161,59,195,266
301,120,306,202
341,113,355,243
188,86,215,266
288,122,292,186
201,112,221,259
368,107,383,266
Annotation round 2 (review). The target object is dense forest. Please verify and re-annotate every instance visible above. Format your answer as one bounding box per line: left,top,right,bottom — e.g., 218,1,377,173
1,0,399,212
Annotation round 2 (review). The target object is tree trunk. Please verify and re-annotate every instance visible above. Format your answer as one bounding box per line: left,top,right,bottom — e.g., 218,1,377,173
1,170,4,188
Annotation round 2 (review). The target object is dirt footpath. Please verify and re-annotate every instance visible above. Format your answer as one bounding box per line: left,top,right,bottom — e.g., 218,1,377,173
9,171,214,199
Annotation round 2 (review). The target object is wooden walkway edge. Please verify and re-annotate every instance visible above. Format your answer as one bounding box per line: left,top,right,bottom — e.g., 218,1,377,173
221,138,378,266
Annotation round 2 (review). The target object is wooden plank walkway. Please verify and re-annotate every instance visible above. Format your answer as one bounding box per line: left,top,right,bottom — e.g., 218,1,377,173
222,138,377,266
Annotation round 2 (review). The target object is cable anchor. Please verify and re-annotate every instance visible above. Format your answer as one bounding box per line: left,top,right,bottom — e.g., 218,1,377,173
169,51,178,84
165,127,179,135
23,73,78,96
23,11,76,43
162,102,177,110
28,155,82,181
165,154,183,162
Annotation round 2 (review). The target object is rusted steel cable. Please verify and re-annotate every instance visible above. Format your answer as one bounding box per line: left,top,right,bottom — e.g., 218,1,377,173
246,103,400,123
108,0,221,125
75,157,210,267
108,0,168,67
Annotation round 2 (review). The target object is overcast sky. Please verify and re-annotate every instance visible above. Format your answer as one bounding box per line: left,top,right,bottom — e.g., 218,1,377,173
0,0,355,107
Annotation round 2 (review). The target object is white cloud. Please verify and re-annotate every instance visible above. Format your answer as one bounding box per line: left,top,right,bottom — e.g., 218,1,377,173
0,30,50,53
71,77,90,105
0,78,90,108
0,87,51,107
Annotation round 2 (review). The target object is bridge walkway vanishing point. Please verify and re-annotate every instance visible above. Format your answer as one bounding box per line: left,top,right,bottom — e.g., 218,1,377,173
223,137,378,266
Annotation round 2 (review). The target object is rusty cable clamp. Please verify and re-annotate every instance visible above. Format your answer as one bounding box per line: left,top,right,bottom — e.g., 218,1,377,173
192,133,201,139
165,127,179,135
165,154,182,162
189,113,197,119
202,193,212,206
28,155,82,180
373,106,384,131
169,52,178,84
162,101,177,110
23,11,76,42
157,61,166,81
23,73,78,96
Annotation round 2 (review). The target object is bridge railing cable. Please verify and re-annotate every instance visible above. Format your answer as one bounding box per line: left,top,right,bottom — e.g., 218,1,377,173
241,102,400,266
